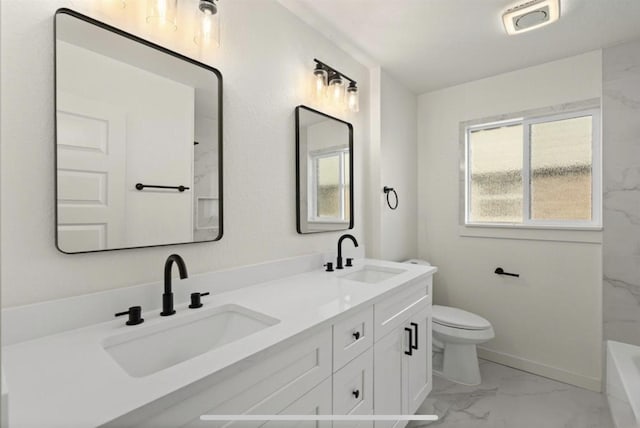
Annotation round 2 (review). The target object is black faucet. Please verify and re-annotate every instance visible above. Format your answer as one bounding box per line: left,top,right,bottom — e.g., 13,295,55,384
161,254,188,316
336,234,359,269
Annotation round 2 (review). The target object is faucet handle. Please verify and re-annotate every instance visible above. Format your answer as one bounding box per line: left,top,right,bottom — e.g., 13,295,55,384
345,258,354,267
189,292,210,309
324,262,334,272
115,306,144,326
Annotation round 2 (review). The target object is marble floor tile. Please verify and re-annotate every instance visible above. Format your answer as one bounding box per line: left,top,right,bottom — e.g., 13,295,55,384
410,360,613,428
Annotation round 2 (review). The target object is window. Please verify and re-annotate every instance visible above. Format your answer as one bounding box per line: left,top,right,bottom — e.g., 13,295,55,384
308,148,350,223
465,109,600,228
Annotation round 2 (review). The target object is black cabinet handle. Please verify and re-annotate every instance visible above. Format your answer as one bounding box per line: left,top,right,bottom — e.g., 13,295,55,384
410,322,419,350
404,327,413,356
352,331,361,341
115,306,144,326
352,389,360,399
494,267,519,277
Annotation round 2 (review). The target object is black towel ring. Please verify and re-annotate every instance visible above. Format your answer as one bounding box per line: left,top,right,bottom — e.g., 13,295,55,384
383,186,398,210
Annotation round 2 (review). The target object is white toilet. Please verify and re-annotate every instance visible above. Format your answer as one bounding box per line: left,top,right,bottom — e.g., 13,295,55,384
432,305,494,385
404,259,495,386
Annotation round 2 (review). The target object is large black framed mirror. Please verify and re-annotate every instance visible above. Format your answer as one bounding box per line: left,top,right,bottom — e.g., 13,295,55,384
54,9,222,254
295,105,354,234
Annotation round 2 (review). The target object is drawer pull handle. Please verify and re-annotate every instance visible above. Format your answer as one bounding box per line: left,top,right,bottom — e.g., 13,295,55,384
352,389,360,399
410,322,419,350
404,327,413,356
352,331,361,341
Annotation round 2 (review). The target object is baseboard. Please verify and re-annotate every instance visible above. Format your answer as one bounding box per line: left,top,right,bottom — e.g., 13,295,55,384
477,347,602,392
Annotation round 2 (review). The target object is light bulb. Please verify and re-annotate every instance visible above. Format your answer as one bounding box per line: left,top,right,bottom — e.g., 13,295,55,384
329,75,345,104
194,0,220,47
347,83,359,113
146,0,178,32
313,66,327,100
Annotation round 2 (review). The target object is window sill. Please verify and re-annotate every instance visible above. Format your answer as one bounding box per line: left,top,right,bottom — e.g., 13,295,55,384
459,224,602,244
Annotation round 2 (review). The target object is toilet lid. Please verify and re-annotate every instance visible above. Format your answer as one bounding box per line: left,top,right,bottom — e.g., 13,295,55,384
432,305,492,330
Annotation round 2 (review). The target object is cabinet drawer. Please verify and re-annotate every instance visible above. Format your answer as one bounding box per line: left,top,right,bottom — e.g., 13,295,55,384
333,306,374,371
332,347,373,417
374,278,431,342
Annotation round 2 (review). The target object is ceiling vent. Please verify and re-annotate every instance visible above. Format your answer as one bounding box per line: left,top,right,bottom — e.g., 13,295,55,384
502,0,560,35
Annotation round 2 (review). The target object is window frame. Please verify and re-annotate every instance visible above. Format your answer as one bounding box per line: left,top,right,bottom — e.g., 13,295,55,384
464,108,601,229
307,147,350,224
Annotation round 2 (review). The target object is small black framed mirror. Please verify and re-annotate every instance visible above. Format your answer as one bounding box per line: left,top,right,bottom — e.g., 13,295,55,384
54,9,223,253
295,105,354,234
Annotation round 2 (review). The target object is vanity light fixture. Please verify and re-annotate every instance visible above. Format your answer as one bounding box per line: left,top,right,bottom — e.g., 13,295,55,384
313,63,328,100
194,0,220,47
146,0,178,31
346,82,359,113
313,59,359,113
328,72,345,103
502,0,560,35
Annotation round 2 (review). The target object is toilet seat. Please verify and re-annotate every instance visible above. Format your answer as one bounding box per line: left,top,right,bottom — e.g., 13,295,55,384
433,305,491,331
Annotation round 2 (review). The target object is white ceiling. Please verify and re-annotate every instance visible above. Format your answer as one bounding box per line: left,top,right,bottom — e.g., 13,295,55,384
279,0,640,93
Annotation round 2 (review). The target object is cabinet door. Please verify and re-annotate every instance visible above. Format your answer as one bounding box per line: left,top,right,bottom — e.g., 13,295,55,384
261,377,332,428
404,305,432,415
373,327,407,428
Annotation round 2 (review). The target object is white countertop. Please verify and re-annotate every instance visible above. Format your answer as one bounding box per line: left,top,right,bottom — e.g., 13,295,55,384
2,258,436,427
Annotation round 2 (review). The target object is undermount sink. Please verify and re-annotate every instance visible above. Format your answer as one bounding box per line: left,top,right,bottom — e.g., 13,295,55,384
340,265,406,284
103,304,279,377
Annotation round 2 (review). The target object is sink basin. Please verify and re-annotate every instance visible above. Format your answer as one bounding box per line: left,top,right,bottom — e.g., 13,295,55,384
340,265,406,284
103,304,279,377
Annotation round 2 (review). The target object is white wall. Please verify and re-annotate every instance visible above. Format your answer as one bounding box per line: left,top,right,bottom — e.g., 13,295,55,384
380,70,417,261
0,0,369,307
367,68,418,261
417,51,604,391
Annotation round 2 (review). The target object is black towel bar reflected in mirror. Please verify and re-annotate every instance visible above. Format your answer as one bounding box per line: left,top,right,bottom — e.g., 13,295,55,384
135,183,190,192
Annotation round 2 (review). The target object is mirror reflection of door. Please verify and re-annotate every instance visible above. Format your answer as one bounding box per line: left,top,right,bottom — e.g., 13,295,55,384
296,106,353,234
56,92,126,252
55,10,222,253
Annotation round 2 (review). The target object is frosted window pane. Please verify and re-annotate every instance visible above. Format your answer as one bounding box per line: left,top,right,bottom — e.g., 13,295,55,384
469,124,523,223
317,155,340,218
530,116,592,221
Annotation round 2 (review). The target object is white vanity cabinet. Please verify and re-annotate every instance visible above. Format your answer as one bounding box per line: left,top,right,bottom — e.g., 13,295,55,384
103,277,432,428
373,278,432,428
2,258,436,428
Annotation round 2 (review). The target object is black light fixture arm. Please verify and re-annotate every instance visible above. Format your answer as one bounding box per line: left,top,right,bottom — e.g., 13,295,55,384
313,58,357,86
